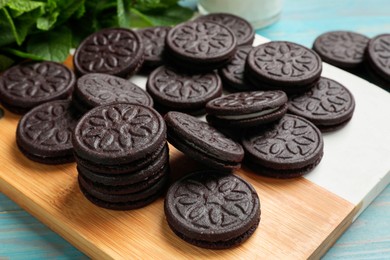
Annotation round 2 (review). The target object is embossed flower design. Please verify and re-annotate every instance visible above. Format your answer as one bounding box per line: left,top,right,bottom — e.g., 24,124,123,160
6,63,70,98
174,177,252,228
372,37,390,73
81,106,154,152
172,22,233,55
81,32,136,72
154,69,214,100
319,32,368,60
225,47,251,81
254,43,317,77
25,103,75,146
253,117,317,159
141,28,169,57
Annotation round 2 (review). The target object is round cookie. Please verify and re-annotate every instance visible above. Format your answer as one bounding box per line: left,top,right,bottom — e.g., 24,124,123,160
206,91,288,128
146,66,222,115
165,21,237,71
288,77,355,132
72,103,166,165
196,13,255,46
164,170,260,249
219,45,254,91
16,100,79,164
0,62,75,114
366,34,390,82
246,41,322,93
73,28,144,78
138,26,171,69
165,111,244,171
313,31,369,69
242,114,324,178
74,73,153,113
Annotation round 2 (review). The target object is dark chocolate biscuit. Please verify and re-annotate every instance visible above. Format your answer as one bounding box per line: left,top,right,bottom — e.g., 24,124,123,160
74,73,153,112
313,31,369,69
366,34,390,82
73,28,144,78
165,21,237,71
206,91,288,128
196,13,255,46
138,26,171,69
0,62,75,114
72,103,166,165
164,170,260,249
165,111,244,170
242,114,324,178
78,167,168,198
79,180,165,210
219,45,254,91
246,41,322,93
288,77,355,132
146,66,222,114
16,100,79,164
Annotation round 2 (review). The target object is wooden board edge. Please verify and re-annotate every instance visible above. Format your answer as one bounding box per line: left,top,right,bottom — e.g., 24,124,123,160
308,202,361,259
0,179,112,260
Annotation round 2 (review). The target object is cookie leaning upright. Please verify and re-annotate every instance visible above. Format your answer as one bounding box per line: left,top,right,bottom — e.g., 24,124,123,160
164,111,244,171
72,103,169,210
165,21,238,71
365,34,390,86
245,41,322,94
73,28,144,78
164,170,260,249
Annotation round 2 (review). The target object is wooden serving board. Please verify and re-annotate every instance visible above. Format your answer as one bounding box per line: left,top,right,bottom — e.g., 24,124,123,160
1,35,390,259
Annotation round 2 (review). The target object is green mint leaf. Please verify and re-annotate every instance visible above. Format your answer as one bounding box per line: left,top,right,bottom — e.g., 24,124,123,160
129,8,154,27
0,0,10,9
26,26,72,62
132,4,193,27
0,54,14,71
7,0,44,14
37,11,60,30
2,47,44,60
0,9,17,46
117,0,131,27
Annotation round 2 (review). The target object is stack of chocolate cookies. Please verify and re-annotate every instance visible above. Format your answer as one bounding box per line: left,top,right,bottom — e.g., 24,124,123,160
72,103,169,210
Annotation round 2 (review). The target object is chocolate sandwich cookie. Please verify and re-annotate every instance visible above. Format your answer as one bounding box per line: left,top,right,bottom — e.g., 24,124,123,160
73,103,166,165
288,77,355,132
0,62,75,114
196,13,255,46
242,114,323,178
206,91,288,128
73,73,153,114
73,28,144,78
147,66,222,115
165,21,237,71
164,170,260,249
365,34,390,86
138,26,171,70
16,100,79,164
313,31,369,69
246,41,322,94
165,111,244,171
219,45,254,91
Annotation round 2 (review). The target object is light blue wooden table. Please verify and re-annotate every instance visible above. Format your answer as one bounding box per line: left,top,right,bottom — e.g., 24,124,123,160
1,1,389,259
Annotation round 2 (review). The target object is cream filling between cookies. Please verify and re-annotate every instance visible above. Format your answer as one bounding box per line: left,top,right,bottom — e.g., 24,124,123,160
216,107,280,120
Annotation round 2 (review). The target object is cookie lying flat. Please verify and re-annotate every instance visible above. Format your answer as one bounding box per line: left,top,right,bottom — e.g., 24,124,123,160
73,73,153,114
0,62,75,114
246,41,322,94
196,13,255,46
138,26,171,70
165,111,244,171
147,66,222,115
206,91,288,128
365,34,390,87
313,31,369,69
242,114,324,178
165,21,237,71
73,28,144,78
164,170,260,249
219,45,254,91
288,77,355,132
16,100,79,164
